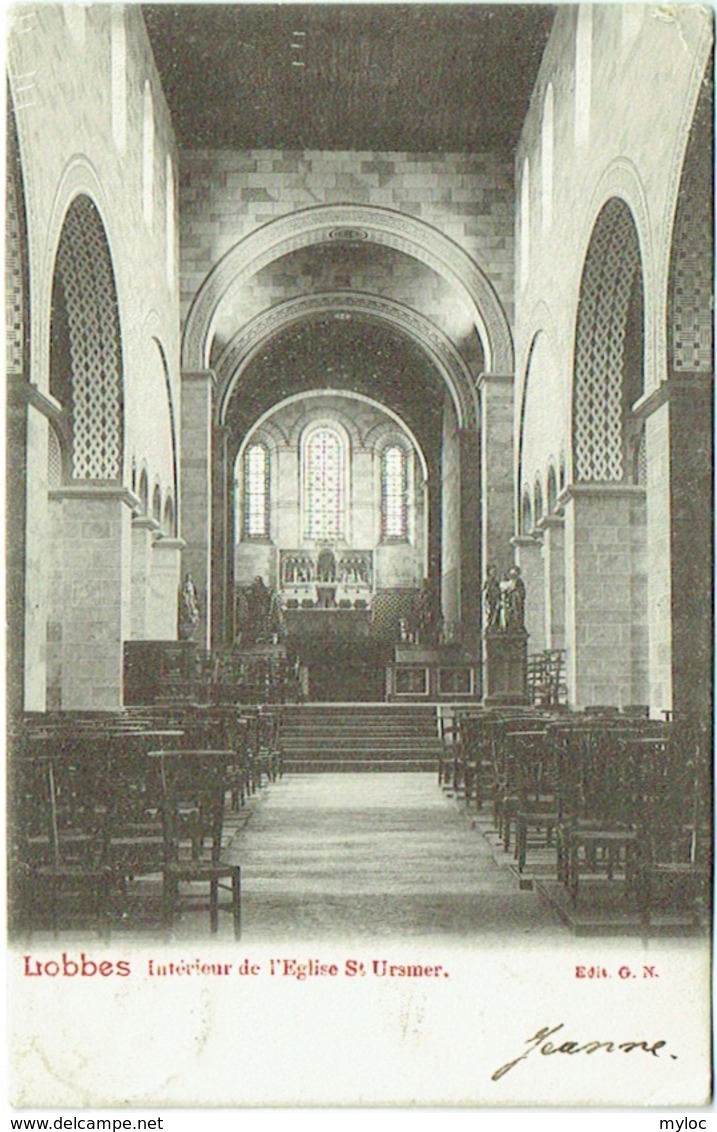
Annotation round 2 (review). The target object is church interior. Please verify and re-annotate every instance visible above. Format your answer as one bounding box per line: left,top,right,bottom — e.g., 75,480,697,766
7,4,713,940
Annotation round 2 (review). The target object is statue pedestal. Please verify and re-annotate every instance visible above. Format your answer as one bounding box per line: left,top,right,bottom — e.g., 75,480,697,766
483,628,530,705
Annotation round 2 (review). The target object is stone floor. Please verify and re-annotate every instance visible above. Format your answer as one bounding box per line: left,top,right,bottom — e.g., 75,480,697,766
22,773,571,942
223,772,569,941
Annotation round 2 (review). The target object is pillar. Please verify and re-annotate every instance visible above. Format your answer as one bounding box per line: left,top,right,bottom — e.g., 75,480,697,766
441,396,461,630
181,370,215,650
148,536,186,639
8,376,29,714
459,429,481,653
211,423,230,647
130,515,159,639
511,534,545,651
477,373,514,576
540,515,566,650
563,483,647,709
48,485,136,710
636,374,712,718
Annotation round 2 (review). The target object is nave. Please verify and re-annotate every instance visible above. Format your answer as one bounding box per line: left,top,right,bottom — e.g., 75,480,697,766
225,773,567,942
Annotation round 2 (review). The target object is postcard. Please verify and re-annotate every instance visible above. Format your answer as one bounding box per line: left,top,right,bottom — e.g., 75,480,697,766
6,0,713,1112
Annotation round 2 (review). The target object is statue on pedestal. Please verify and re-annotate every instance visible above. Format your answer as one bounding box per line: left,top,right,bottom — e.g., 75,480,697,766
483,564,526,632
483,564,502,630
178,572,200,640
502,565,526,630
237,575,285,645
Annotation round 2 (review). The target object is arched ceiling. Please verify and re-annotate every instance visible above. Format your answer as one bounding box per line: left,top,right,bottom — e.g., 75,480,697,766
211,240,483,374
223,313,446,467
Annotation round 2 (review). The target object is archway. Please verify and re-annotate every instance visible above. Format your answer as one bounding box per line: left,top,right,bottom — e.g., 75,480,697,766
45,193,128,709
208,310,481,674
7,99,31,714
660,77,714,718
181,203,514,375
566,197,648,708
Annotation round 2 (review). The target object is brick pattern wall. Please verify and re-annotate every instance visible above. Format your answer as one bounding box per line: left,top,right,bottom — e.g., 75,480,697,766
180,148,514,329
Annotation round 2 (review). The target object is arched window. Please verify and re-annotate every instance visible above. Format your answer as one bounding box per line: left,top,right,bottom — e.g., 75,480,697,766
243,442,269,538
303,426,344,541
547,465,558,513
381,444,408,540
521,490,533,535
163,495,175,537
138,469,149,515
534,478,543,523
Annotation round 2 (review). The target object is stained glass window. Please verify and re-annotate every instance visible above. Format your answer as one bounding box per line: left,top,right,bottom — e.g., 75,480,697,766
382,444,408,539
244,443,269,537
305,427,343,540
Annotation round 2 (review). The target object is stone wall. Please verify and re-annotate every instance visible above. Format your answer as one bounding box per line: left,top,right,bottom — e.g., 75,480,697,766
9,5,181,708
179,148,515,342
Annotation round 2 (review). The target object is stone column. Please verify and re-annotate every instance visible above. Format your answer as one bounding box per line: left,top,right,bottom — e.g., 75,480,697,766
563,484,647,709
635,374,712,718
48,485,137,710
181,370,215,650
8,376,29,713
130,515,159,639
477,373,514,576
459,428,481,654
211,423,230,647
148,536,186,639
22,396,50,710
540,515,566,650
511,533,545,651
440,396,461,629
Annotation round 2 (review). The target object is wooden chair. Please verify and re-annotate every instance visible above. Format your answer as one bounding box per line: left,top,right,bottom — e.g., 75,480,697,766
554,722,661,905
156,750,241,938
514,728,556,873
14,746,113,936
634,723,712,929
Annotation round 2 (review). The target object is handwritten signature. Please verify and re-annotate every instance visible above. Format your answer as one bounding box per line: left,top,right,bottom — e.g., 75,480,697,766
492,1023,676,1081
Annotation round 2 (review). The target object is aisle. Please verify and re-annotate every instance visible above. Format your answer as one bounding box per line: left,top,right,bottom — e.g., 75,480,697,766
226,773,568,940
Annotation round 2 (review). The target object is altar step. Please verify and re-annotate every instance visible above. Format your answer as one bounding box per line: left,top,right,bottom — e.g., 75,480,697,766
281,703,443,772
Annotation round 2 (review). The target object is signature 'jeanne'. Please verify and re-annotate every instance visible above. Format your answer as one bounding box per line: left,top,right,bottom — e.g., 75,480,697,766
492,1023,675,1081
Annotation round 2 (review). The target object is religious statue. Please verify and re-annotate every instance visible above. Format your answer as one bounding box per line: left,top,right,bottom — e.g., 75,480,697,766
178,572,200,640
237,575,285,645
414,580,440,645
502,565,526,630
483,564,502,630
316,548,337,583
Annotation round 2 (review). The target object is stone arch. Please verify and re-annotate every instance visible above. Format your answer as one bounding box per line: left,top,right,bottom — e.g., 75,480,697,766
517,317,562,524
579,159,655,394
533,476,544,523
240,389,429,485
152,482,162,524
215,292,479,432
546,463,558,513
182,203,514,375
6,100,30,381
163,494,175,537
667,76,713,378
521,490,533,536
151,335,180,526
138,467,149,514
50,193,124,481
289,403,364,453
572,197,645,483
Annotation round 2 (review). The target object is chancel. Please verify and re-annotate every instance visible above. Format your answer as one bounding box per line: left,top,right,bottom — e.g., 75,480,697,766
7,4,713,940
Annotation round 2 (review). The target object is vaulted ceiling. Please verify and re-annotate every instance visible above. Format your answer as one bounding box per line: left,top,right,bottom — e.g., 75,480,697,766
143,4,555,152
